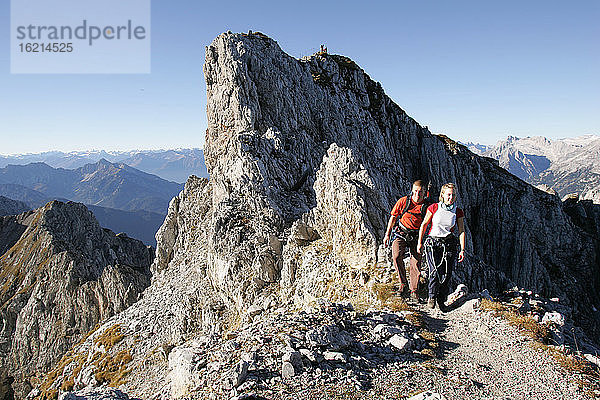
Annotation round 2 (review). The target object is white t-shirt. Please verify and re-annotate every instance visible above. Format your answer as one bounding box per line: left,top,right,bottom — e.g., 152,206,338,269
427,202,464,238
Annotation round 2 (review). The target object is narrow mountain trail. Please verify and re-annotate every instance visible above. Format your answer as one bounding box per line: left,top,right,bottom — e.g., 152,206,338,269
366,298,591,400
244,292,595,400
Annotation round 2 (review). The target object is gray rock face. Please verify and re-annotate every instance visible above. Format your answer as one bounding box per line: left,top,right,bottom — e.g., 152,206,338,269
0,201,153,399
0,211,33,256
201,32,599,333
306,324,355,350
0,196,29,217
58,388,130,400
561,194,600,239
388,334,413,352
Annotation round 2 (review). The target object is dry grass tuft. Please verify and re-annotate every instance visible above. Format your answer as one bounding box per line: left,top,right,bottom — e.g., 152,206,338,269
547,347,594,374
371,282,410,311
531,342,600,394
480,299,550,342
385,297,411,312
93,349,132,386
94,324,124,350
479,298,507,312
420,330,436,342
37,324,102,400
482,299,600,394
420,348,437,358
223,309,242,335
420,362,447,374
373,283,395,304
405,311,425,328
415,324,442,359
349,298,370,313
505,313,550,342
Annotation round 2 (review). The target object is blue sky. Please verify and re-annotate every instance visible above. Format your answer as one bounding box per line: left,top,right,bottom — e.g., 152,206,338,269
1,0,598,154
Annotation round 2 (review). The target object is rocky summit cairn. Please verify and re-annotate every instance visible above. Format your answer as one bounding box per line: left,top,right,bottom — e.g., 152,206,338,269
39,32,600,399
0,201,153,399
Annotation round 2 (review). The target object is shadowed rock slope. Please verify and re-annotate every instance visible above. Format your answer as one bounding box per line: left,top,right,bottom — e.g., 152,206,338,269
0,197,28,217
0,201,153,399
39,32,600,399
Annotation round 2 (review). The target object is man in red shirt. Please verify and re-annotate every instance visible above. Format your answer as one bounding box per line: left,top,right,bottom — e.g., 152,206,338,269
383,180,428,300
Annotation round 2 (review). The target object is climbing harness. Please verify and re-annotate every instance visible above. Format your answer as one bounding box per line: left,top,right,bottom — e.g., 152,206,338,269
393,222,418,243
423,235,457,287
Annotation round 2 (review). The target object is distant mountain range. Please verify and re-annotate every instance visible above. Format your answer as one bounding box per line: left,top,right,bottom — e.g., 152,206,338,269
0,159,183,214
0,159,184,246
459,142,492,155
463,135,600,203
0,148,208,183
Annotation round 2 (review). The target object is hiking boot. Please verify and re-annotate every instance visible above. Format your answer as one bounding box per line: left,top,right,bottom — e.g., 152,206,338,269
396,283,409,297
427,298,436,309
410,291,419,302
402,285,410,297
437,296,448,312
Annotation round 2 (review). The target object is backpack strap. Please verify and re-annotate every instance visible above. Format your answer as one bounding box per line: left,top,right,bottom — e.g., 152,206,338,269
402,195,432,218
400,194,412,216
420,198,432,219
396,195,426,233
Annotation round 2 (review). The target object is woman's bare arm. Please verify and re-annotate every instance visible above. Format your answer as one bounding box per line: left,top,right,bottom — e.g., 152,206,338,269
416,210,433,254
457,216,465,262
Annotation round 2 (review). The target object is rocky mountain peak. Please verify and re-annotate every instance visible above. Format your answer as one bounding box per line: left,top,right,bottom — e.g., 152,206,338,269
202,30,598,319
81,158,118,174
0,201,153,398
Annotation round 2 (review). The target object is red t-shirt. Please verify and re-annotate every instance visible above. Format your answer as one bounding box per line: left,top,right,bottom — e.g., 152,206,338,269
391,196,426,230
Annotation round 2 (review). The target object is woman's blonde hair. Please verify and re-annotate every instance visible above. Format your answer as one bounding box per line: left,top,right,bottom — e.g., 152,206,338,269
439,183,457,202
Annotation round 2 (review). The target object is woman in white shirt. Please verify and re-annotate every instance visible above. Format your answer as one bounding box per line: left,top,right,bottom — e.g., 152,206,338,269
417,183,466,310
